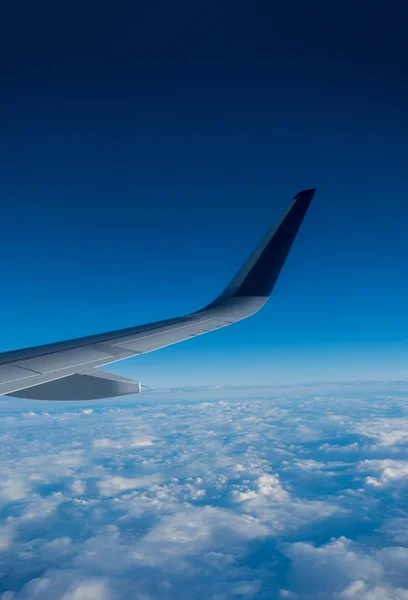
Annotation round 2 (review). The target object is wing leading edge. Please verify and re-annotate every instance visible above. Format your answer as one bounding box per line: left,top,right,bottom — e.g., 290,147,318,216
0,188,315,400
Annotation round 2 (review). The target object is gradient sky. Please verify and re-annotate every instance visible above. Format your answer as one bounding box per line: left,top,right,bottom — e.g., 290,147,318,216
0,1,407,387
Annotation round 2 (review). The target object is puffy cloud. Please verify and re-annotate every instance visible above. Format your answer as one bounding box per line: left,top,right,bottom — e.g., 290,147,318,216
284,537,408,599
353,418,408,449
358,459,408,487
93,436,154,450
340,582,408,599
132,506,269,567
61,580,111,600
98,474,161,496
70,479,86,496
232,473,289,503
381,518,408,545
2,576,112,600
0,475,29,502
0,526,13,551
1,391,408,598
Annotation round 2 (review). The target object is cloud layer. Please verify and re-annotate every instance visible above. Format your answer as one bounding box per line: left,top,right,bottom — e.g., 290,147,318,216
1,388,408,598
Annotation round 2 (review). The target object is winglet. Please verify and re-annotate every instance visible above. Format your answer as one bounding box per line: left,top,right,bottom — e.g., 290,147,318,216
217,188,315,299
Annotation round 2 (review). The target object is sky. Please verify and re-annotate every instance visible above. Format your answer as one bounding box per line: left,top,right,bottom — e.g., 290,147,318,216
1,0,407,387
2,6,408,598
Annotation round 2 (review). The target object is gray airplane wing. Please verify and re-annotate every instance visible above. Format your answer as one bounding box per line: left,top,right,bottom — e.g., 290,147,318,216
0,189,315,401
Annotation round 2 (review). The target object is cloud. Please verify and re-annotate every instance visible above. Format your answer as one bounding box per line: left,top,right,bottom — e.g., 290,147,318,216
70,479,86,496
353,418,408,448
132,506,269,567
2,576,112,600
231,473,289,503
358,459,408,487
0,526,13,551
1,391,408,598
381,518,408,546
60,580,111,600
98,474,161,496
283,537,408,599
0,475,29,501
93,436,154,450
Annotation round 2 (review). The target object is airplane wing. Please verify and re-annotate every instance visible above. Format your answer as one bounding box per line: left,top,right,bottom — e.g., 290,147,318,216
0,189,315,401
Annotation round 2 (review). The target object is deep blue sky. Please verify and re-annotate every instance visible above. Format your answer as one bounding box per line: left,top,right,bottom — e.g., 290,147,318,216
0,1,407,386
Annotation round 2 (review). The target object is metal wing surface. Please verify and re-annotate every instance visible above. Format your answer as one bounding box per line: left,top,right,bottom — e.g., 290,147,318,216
0,189,315,400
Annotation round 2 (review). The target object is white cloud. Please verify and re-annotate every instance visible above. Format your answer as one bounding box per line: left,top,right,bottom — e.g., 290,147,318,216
358,459,408,487
232,472,289,503
71,479,86,496
0,475,29,501
1,576,112,600
132,506,269,567
353,418,408,448
284,537,408,599
131,439,153,448
61,580,111,600
229,580,261,596
93,436,154,450
1,391,408,598
98,474,160,496
0,525,13,551
381,518,408,545
340,581,408,599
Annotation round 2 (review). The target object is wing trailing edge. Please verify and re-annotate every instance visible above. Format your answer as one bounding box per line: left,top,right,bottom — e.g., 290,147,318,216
8,369,142,401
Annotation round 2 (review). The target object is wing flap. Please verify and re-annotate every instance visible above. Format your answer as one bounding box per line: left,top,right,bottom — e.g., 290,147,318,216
6,369,142,401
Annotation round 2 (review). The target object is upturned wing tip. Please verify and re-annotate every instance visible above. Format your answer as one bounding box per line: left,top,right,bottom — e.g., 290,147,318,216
293,188,316,200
